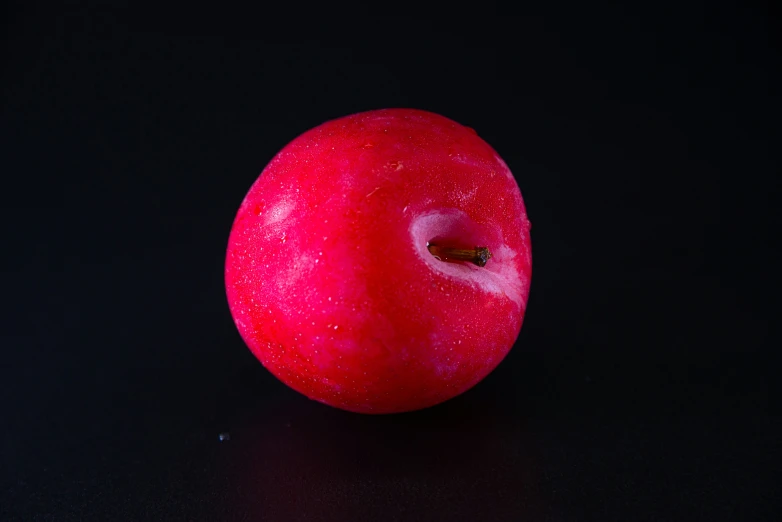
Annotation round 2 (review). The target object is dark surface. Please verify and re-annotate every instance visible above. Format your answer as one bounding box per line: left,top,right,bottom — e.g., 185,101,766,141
1,6,778,521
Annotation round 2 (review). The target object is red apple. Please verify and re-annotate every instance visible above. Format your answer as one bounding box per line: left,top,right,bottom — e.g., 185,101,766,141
225,108,532,413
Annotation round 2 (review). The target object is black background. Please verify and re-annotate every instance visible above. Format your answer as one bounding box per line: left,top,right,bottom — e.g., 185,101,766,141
1,5,778,521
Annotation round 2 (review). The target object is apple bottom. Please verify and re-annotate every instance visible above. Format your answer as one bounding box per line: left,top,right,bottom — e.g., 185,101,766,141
253,345,515,414
241,299,522,414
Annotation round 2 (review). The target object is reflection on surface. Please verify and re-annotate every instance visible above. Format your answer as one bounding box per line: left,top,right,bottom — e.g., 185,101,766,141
209,365,547,520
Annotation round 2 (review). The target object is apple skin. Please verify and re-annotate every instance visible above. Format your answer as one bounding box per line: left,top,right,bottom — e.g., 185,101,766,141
225,108,532,414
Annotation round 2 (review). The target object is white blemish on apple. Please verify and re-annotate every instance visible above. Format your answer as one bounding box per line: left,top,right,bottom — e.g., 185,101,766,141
455,185,478,202
262,198,295,228
274,252,315,311
449,153,481,167
433,357,462,379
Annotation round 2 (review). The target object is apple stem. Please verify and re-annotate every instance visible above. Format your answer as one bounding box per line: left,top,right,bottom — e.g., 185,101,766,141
426,243,493,267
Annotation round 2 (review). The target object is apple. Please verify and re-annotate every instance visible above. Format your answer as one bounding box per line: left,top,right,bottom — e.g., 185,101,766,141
225,108,532,414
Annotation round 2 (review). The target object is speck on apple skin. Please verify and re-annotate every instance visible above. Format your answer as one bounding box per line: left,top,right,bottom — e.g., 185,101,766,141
225,108,532,414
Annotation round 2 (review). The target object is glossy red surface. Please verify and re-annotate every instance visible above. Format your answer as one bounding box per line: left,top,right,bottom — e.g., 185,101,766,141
225,109,532,413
